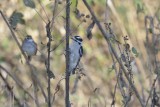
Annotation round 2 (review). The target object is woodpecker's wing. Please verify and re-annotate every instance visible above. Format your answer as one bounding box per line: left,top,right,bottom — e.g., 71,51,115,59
79,46,83,57
71,46,83,74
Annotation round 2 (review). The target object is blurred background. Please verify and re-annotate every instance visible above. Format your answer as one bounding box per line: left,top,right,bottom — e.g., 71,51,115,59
0,0,160,107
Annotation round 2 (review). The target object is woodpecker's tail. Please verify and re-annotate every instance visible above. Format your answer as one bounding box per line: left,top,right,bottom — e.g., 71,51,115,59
28,56,32,62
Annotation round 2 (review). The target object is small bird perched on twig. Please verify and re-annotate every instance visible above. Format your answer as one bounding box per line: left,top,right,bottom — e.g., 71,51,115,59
68,36,83,75
21,35,37,61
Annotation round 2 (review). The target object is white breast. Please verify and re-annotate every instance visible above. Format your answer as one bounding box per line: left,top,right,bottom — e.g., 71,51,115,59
69,41,81,73
22,41,36,56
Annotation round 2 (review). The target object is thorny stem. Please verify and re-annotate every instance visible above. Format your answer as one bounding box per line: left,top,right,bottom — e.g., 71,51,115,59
82,0,145,106
65,0,71,106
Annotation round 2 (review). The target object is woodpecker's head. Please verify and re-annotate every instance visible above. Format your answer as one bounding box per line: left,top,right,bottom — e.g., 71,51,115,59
71,36,83,45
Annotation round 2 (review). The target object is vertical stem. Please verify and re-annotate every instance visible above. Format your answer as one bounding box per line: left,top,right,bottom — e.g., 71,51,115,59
48,77,51,107
46,22,51,107
65,0,70,106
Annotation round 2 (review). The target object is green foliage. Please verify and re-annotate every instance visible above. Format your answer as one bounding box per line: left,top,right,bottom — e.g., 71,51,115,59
107,65,114,73
148,28,153,33
23,0,35,8
134,0,145,14
9,11,25,29
132,47,139,57
71,0,78,8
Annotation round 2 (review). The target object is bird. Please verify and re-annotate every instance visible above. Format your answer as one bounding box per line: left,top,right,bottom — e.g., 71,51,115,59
68,36,83,75
21,35,37,61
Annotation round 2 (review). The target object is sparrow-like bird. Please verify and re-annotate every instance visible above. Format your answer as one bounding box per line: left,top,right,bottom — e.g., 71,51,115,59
22,35,37,61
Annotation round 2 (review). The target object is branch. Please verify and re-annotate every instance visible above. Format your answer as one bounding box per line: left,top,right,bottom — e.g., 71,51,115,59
0,10,27,60
65,0,71,107
82,0,145,106
46,21,52,107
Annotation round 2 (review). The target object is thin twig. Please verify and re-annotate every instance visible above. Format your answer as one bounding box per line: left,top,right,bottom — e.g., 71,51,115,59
51,0,58,29
51,1,72,30
26,0,47,24
0,71,22,107
29,63,48,102
51,77,65,104
111,80,118,107
0,65,35,101
31,71,40,107
65,0,71,106
37,0,50,22
145,75,159,107
50,36,66,52
82,0,145,106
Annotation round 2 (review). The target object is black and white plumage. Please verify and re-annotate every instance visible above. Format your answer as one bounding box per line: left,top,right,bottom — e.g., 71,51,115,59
69,36,83,75
22,35,37,61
